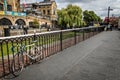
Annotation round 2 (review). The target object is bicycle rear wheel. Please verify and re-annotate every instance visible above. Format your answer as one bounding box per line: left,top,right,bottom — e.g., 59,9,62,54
27,46,44,63
11,52,24,77
29,46,42,57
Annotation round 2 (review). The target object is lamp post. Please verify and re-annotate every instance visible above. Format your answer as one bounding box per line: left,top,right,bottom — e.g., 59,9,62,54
108,6,113,25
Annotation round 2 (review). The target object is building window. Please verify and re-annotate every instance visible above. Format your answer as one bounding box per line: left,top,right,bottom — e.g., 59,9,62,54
0,4,3,11
43,10,46,14
7,5,12,11
32,4,37,9
53,8,56,15
47,10,50,15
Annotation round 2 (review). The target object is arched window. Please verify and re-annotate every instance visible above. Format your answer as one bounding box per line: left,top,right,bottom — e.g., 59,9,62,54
0,3,3,11
15,19,26,25
0,18,12,25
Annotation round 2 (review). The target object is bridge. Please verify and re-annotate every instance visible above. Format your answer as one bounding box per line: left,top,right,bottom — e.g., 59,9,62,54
0,26,120,80
0,15,52,26
0,15,53,37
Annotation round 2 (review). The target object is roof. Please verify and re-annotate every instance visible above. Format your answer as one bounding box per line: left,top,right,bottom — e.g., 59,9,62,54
35,0,55,6
22,0,56,8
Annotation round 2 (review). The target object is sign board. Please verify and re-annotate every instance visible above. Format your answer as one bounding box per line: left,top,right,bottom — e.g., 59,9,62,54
14,12,19,16
5,11,13,15
0,11,5,15
2,11,26,16
19,13,26,16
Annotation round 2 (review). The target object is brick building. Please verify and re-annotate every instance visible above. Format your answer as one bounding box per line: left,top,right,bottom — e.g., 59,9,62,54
24,0,58,21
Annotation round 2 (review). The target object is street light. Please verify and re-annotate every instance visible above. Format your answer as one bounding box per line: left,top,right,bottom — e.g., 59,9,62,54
108,6,113,24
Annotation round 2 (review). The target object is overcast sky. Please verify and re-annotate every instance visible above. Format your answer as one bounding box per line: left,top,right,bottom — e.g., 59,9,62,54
21,0,120,19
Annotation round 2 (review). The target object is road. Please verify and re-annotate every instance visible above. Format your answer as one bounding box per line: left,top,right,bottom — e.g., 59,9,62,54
3,30,120,80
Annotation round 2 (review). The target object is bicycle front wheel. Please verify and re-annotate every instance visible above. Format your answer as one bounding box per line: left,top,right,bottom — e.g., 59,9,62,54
11,53,24,77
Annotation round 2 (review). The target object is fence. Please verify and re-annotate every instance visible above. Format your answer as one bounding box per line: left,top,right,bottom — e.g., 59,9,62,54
0,26,104,78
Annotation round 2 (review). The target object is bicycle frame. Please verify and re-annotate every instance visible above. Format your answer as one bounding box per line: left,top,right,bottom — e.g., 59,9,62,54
10,41,45,77
11,42,45,61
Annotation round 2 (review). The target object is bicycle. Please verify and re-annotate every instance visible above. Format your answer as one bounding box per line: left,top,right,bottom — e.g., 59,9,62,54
10,40,46,77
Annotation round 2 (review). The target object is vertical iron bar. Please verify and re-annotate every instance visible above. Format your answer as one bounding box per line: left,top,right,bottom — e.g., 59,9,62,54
88,28,90,38
83,29,85,41
50,34,52,54
11,40,16,72
53,34,55,54
60,31,63,51
48,34,51,54
46,34,50,56
0,42,5,77
52,34,54,54
53,34,55,53
38,35,41,60
43,35,46,58
25,37,28,65
74,30,76,44
93,28,95,36
41,35,44,59
28,38,31,63
6,41,11,73
46,34,49,56
55,33,57,53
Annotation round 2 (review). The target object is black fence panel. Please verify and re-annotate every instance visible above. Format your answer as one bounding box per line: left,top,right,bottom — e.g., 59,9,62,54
0,26,104,78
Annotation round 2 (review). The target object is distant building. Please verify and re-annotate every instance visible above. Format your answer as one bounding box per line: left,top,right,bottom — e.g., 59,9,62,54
23,0,58,21
0,0,56,29
0,0,27,26
104,16,119,28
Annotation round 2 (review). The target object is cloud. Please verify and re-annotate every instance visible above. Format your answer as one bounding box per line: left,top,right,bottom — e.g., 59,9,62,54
20,0,39,4
57,0,97,3
20,0,120,19
57,0,120,19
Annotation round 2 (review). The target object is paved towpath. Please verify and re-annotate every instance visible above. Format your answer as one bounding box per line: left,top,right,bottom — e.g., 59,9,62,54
4,30,120,80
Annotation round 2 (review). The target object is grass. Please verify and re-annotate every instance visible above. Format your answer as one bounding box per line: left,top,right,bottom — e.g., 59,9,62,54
0,31,82,57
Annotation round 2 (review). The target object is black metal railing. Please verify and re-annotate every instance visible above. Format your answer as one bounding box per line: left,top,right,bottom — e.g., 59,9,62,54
0,26,104,78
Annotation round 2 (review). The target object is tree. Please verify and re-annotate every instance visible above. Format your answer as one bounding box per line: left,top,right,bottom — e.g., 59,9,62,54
57,4,82,29
83,10,102,26
32,19,39,28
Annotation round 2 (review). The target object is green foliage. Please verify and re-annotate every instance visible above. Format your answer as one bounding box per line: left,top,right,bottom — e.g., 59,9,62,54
57,4,82,29
83,10,102,26
32,19,39,28
57,4,102,28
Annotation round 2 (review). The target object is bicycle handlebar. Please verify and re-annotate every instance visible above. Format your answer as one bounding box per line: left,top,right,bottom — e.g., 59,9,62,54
11,41,37,53
11,44,26,53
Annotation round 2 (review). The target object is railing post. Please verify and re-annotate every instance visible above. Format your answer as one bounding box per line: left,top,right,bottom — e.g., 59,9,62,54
83,29,85,41
0,42,5,77
95,28,97,35
88,28,90,38
97,27,99,34
93,28,94,36
33,30,36,41
74,30,77,44
98,27,100,33
60,31,63,51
